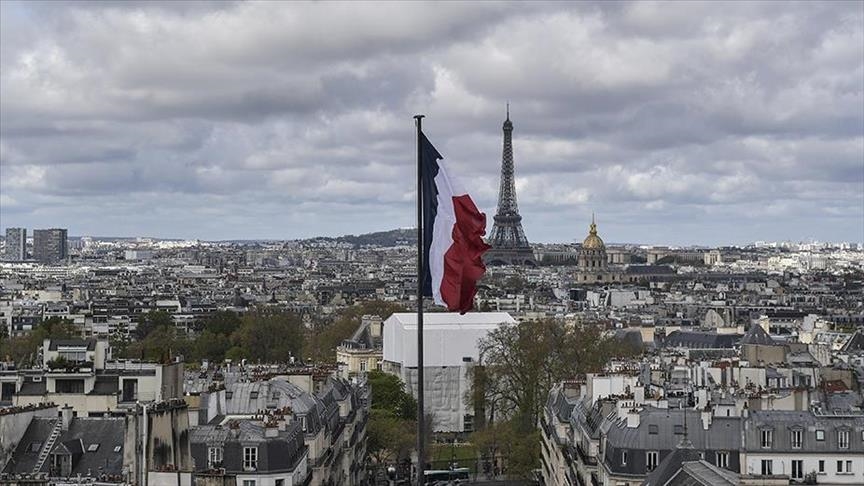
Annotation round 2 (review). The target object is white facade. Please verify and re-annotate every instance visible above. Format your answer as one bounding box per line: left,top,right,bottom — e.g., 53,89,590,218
382,312,516,367
382,312,516,432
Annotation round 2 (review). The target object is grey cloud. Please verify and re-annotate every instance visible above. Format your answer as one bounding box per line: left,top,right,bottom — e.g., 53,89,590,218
0,1,861,244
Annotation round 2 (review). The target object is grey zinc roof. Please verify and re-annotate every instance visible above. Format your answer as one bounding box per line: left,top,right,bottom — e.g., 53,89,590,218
642,447,702,486
225,379,325,434
3,417,125,477
740,325,775,346
663,331,739,349
664,461,739,486
189,421,306,474
605,409,741,452
744,410,864,453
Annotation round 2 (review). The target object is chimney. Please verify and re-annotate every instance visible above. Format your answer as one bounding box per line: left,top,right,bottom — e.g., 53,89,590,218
634,386,645,405
264,424,278,438
626,408,640,428
61,405,74,430
701,410,712,430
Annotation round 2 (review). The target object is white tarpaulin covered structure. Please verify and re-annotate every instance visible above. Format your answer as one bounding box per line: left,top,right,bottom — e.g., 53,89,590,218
382,312,516,432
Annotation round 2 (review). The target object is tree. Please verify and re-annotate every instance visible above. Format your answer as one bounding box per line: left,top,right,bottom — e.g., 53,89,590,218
366,370,418,465
367,371,417,420
134,310,173,339
367,409,415,464
472,319,636,476
204,310,242,336
0,317,79,366
194,330,232,362
307,300,405,362
231,308,305,362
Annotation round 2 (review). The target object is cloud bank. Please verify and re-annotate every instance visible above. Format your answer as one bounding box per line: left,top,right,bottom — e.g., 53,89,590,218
1,1,862,244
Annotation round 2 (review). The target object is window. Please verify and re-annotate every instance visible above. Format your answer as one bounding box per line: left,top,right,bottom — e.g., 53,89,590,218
226,391,233,399
250,391,259,399
760,459,773,476
673,425,684,435
646,451,659,471
837,460,852,474
29,442,42,453
208,447,223,468
791,460,803,480
838,429,849,449
790,429,802,448
818,460,825,473
55,379,85,394
243,446,258,471
760,429,773,449
815,429,825,441
242,481,256,486
87,444,99,452
716,452,729,469
301,415,307,432
275,480,284,486
621,450,628,466
359,361,367,372
648,424,658,435
113,446,122,453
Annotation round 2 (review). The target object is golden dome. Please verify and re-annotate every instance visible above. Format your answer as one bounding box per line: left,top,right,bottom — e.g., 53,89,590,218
582,214,605,250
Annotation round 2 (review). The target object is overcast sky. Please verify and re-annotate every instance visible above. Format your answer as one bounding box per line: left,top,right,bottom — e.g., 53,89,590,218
1,1,862,245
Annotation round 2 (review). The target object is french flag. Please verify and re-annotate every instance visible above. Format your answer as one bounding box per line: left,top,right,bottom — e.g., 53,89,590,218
419,132,491,314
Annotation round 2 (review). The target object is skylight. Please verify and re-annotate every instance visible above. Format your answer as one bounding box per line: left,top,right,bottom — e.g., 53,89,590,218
87,444,99,452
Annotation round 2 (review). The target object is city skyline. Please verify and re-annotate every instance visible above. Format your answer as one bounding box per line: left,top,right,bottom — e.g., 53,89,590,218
1,2,862,245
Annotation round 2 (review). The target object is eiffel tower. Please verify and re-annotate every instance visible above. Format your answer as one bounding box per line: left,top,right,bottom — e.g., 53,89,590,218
485,106,536,266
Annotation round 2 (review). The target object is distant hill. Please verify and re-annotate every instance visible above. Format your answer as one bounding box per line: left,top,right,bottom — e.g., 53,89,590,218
335,228,417,247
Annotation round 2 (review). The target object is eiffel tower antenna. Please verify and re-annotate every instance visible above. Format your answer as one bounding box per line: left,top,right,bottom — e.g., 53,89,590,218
485,104,535,266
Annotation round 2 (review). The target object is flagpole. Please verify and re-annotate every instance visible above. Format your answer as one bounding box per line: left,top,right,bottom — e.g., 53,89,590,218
414,113,426,486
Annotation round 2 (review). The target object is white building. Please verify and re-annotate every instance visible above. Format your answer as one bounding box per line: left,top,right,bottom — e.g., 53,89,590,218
382,312,517,433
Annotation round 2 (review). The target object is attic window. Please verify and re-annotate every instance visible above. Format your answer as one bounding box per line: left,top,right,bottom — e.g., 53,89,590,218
674,425,684,435
226,392,233,399
648,424,659,435
250,391,259,399
29,442,42,453
113,446,122,453
87,444,100,452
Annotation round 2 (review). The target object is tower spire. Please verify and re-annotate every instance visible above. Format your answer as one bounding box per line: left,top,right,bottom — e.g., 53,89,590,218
485,107,535,266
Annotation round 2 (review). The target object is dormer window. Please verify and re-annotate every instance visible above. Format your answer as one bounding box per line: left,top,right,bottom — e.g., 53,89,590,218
760,429,773,449
837,429,849,449
790,429,802,449
648,424,658,435
243,446,257,471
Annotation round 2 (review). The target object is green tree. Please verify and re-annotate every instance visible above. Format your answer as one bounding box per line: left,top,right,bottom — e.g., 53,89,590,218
194,330,231,362
308,300,405,362
0,317,78,366
366,370,419,465
367,370,417,420
367,409,415,464
134,310,173,339
472,319,636,476
231,308,305,362
205,310,242,336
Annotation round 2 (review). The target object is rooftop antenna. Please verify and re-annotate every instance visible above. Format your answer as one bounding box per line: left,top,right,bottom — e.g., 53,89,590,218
680,401,693,448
